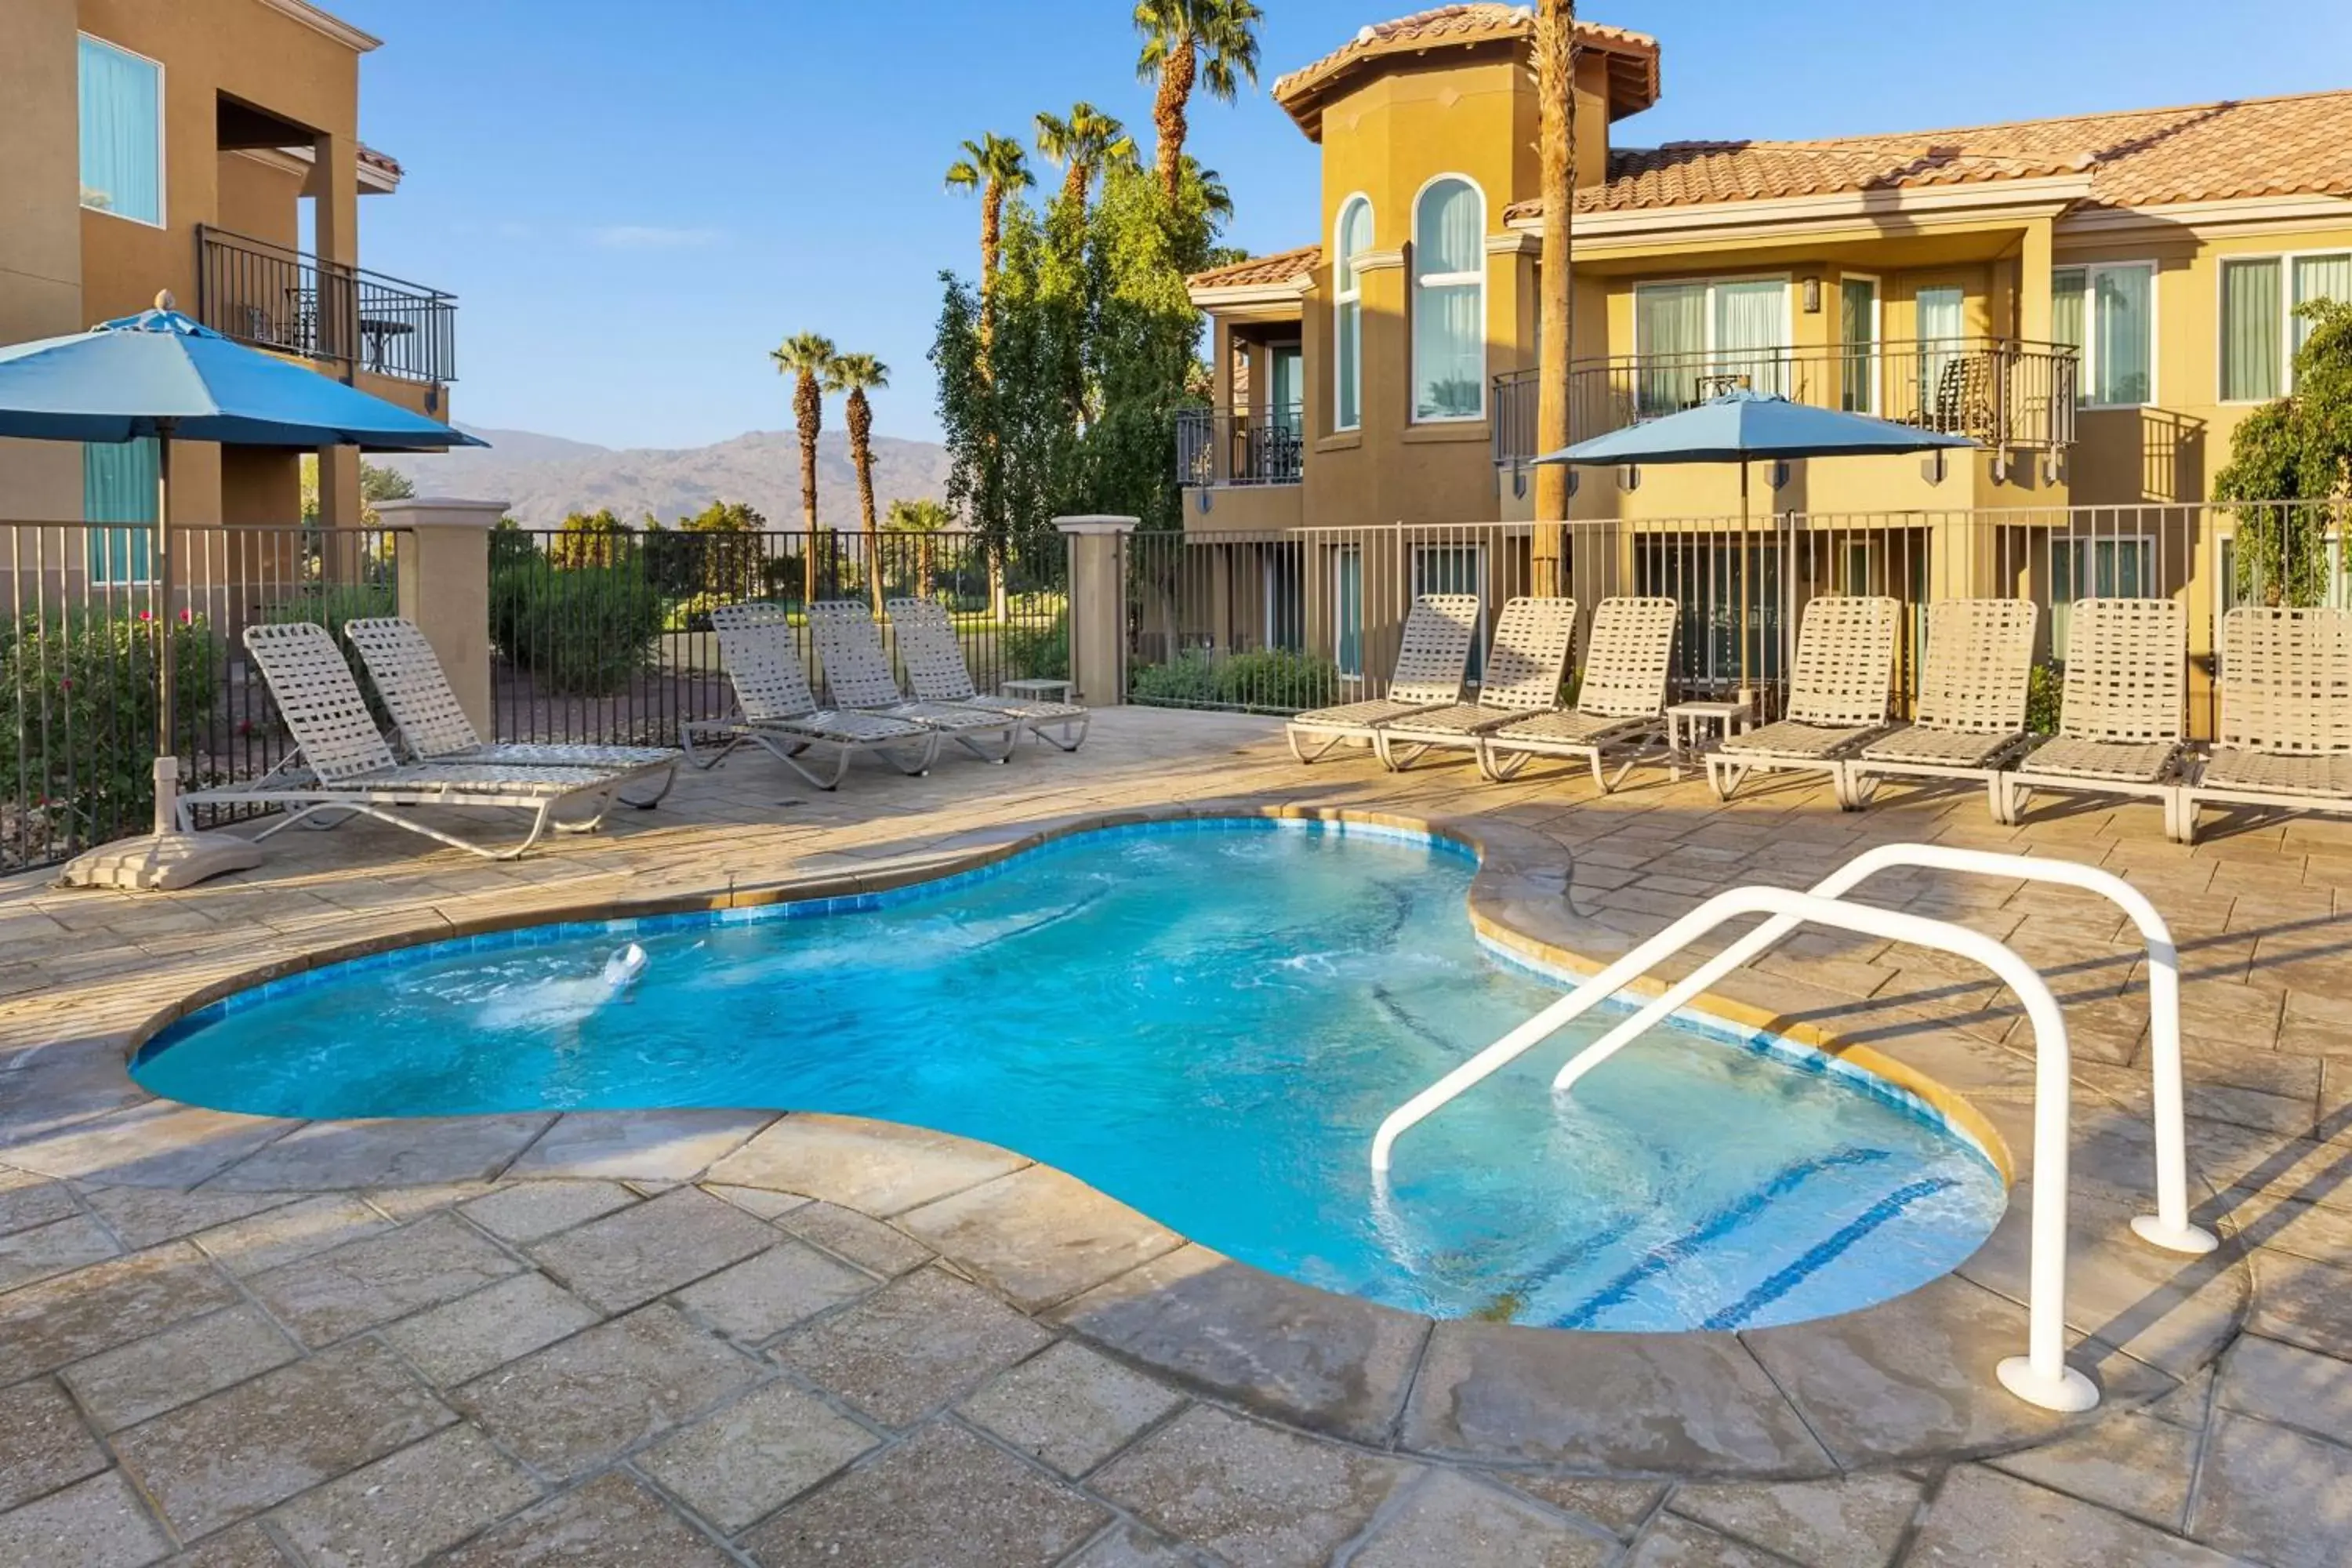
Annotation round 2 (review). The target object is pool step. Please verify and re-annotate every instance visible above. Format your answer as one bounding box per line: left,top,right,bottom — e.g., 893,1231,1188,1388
1698,1174,1960,1330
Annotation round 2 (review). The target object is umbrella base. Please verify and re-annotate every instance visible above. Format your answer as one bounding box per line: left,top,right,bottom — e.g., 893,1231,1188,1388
55,830,262,893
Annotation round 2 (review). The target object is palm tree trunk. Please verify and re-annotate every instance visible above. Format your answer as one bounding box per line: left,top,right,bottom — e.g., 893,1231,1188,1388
1531,0,1577,598
848,390,882,615
796,371,821,605
978,188,1004,360
1152,38,1195,201
1061,162,1090,212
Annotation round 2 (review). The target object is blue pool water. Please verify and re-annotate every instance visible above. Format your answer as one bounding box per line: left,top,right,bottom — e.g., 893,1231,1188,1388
137,821,2005,1330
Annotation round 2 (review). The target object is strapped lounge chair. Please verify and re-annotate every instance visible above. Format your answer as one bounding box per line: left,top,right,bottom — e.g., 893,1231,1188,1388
683,603,939,788
806,601,1023,763
1842,598,2039,814
181,622,652,860
1284,593,1483,764
885,597,1089,752
1998,597,2187,833
343,616,678,808
2177,605,2352,844
1370,597,1577,770
1477,597,1679,790
1706,596,1900,804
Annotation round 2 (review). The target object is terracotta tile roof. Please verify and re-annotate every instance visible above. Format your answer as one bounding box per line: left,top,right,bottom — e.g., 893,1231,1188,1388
357,144,402,178
1502,89,2352,221
1188,245,1322,291
1274,5,1660,137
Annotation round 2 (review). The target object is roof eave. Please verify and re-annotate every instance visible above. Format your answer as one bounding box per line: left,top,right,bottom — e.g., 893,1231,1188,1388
1504,172,2100,242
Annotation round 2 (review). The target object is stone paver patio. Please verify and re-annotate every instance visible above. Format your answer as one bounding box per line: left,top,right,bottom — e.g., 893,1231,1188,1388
2,707,2350,1566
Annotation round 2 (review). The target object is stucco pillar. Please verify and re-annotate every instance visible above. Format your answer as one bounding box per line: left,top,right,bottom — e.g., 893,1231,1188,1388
378,496,506,740
1057,514,1138,707
2018,218,2055,343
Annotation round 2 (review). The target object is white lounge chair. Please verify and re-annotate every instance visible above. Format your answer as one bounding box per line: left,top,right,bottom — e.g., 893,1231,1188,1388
343,616,678,807
1477,597,1679,790
1998,597,2187,833
886,597,1089,751
181,622,649,860
1370,597,1578,770
1707,596,1900,804
807,601,1024,763
1285,593,1483,763
683,603,939,788
2177,604,2352,843
1843,598,2038,815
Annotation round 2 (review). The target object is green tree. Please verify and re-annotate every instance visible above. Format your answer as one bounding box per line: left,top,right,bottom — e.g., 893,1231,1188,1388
1035,103,1138,215
2214,299,2352,606
548,508,633,570
768,330,837,604
1133,0,1262,200
826,353,892,612
885,497,953,600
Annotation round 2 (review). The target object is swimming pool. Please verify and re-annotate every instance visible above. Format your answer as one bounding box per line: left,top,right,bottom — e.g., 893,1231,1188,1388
137,818,2005,1330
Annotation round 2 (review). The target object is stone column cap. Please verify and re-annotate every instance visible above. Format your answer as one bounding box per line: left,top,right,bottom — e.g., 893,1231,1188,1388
374,497,510,528
1054,514,1142,536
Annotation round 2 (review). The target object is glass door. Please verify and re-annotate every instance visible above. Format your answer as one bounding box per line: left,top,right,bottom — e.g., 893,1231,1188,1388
1268,345,1303,480
1916,286,1965,429
1840,276,1880,413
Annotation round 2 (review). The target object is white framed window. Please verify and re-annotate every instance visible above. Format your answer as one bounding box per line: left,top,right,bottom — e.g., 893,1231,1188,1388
1411,176,1486,422
1632,276,1792,416
1333,546,1364,678
77,34,165,227
83,439,158,586
2218,251,2350,403
2053,262,2155,407
1839,274,1882,415
1333,195,1372,432
2049,534,2154,656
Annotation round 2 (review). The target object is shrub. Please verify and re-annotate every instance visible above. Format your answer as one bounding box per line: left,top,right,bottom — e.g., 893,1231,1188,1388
1129,648,1338,713
998,612,1069,681
2027,662,2064,734
0,611,218,851
490,561,664,695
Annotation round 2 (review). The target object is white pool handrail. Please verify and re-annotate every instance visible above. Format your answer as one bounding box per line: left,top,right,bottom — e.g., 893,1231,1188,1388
1368,884,2098,1413
1548,844,2215,1257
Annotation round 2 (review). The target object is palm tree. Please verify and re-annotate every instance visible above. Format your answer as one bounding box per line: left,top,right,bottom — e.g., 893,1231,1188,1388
768,331,837,604
944,132,1033,313
1134,0,1263,201
1035,103,1138,212
1180,155,1234,223
884,497,952,601
1531,0,1578,596
826,353,891,614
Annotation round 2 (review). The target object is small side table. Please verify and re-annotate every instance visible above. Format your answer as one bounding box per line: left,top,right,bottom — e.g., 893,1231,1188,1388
1000,677,1074,705
1666,699,1752,781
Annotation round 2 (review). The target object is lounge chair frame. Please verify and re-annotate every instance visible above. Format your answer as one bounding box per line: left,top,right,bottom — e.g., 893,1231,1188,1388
183,622,644,860
2178,605,2352,843
1998,597,2188,834
1843,598,2039,815
343,616,677,808
1706,596,1900,804
885,597,1089,751
807,601,1022,763
1372,596,1577,770
683,603,939,788
1284,593,1483,763
1476,597,1679,790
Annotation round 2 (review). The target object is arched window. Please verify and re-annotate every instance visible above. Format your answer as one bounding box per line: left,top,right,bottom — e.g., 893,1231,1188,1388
1412,176,1486,421
1333,196,1372,431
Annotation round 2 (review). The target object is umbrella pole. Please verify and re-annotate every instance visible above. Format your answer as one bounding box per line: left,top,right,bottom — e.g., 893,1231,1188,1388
152,422,176,836
1737,459,1751,706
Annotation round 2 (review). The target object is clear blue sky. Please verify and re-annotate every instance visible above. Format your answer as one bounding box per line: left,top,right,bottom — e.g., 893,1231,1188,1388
333,0,2352,451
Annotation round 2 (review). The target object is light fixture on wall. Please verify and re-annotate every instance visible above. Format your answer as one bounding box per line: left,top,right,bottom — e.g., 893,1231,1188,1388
1801,277,1822,314
1618,463,1641,492
1922,450,1948,485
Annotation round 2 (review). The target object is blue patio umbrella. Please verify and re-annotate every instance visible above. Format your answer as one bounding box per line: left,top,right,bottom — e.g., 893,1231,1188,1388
1531,389,1975,692
0,292,484,880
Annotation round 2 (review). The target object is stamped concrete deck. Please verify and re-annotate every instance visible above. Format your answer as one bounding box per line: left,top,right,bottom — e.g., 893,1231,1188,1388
2,706,2349,1566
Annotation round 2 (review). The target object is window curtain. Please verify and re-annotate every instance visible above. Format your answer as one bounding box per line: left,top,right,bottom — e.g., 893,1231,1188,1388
1412,181,1483,419
2220,259,2282,401
1634,284,1704,416
1840,278,1878,412
2051,270,2086,350
1711,280,1788,396
2092,266,2153,405
1334,201,1370,430
1913,287,1965,420
77,37,161,224
82,438,158,586
2292,253,2351,364
1334,550,1363,677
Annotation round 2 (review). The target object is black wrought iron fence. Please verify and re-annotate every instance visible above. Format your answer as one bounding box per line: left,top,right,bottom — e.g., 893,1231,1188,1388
488,525,1069,746
1,521,403,873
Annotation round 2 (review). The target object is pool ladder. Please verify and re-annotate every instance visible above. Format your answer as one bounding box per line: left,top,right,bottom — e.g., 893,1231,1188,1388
1370,844,2218,1414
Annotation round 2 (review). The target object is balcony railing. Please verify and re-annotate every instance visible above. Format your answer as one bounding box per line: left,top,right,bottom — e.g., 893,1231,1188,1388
196,224,458,385
1494,339,2078,469
1175,407,1306,488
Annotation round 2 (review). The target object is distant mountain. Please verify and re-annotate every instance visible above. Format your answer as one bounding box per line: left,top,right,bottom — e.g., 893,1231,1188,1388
381,424,953,529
